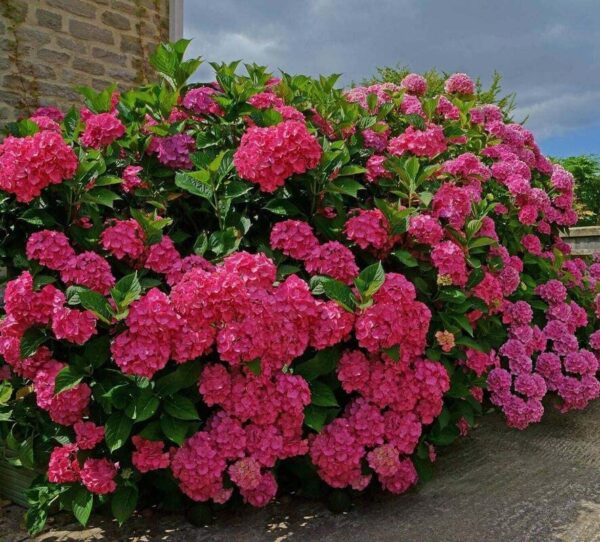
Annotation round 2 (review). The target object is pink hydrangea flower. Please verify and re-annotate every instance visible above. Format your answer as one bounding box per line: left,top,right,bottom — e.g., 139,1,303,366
239,471,278,507
101,219,146,261
26,230,76,271
305,241,359,284
400,73,427,96
270,220,319,260
441,152,490,181
182,86,224,116
144,235,181,275
431,241,468,286
33,106,64,122
74,421,105,450
60,251,116,295
132,436,170,472
149,133,195,169
234,121,322,192
388,124,447,158
122,165,145,193
48,444,80,483
80,458,118,494
51,307,97,345
444,73,475,95
30,115,61,133
365,154,391,183
409,214,444,245
80,112,125,148
432,183,473,229
0,131,78,202
362,122,390,152
344,209,390,251
436,96,460,120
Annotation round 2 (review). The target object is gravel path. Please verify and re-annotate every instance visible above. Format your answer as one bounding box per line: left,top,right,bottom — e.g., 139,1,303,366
2,401,600,542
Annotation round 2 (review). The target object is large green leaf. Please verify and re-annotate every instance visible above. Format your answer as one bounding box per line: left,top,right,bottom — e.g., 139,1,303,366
164,395,199,420
105,412,133,452
111,485,138,525
175,171,213,200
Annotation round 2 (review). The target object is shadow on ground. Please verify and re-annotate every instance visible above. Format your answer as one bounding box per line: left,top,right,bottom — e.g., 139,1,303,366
2,401,600,542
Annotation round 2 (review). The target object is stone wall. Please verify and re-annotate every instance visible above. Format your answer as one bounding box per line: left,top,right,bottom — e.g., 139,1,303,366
562,226,600,256
0,0,170,123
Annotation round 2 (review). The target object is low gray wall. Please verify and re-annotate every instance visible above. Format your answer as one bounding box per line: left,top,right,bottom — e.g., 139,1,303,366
562,226,600,256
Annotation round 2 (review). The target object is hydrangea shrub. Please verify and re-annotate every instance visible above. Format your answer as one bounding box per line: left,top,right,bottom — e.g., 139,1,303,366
0,40,599,533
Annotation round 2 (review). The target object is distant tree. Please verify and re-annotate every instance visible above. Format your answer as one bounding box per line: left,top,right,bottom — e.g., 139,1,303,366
552,155,600,226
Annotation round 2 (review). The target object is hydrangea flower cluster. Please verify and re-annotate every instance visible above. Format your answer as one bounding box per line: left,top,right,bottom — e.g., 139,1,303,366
0,130,78,202
173,368,311,505
80,112,126,149
388,124,447,158
269,220,359,284
182,86,224,116
26,229,115,294
233,120,322,192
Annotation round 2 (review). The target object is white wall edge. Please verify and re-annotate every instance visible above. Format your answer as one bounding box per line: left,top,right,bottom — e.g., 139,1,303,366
169,0,184,41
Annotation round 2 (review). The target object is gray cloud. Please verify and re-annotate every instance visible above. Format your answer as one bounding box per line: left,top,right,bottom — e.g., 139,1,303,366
183,0,600,139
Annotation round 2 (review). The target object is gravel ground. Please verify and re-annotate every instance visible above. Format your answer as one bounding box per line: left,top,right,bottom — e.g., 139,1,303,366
2,401,600,542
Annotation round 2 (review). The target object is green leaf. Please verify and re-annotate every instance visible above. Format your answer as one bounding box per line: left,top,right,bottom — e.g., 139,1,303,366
246,359,262,376
83,188,121,208
310,381,339,407
405,156,420,180
392,249,419,268
111,485,138,525
164,395,199,420
78,289,114,323
20,328,47,359
452,314,474,337
303,405,329,432
466,268,485,289
429,425,460,446
264,198,301,217
83,335,111,369
223,180,253,199
18,437,35,469
19,209,58,228
439,288,467,304
294,347,340,381
413,456,434,482
175,171,213,200
404,114,426,130
125,389,159,422
383,344,401,362
456,336,488,352
54,366,85,394
111,272,142,310
71,486,94,527
321,278,356,312
155,362,201,396
366,92,379,112
95,175,123,187
419,191,434,206
338,165,367,176
193,232,208,255
354,262,385,299
469,236,496,249
0,381,12,404
25,506,48,536
105,412,133,452
209,227,240,257
328,177,365,198
160,414,189,445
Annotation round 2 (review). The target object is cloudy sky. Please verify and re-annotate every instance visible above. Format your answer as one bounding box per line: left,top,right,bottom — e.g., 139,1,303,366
184,0,600,157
